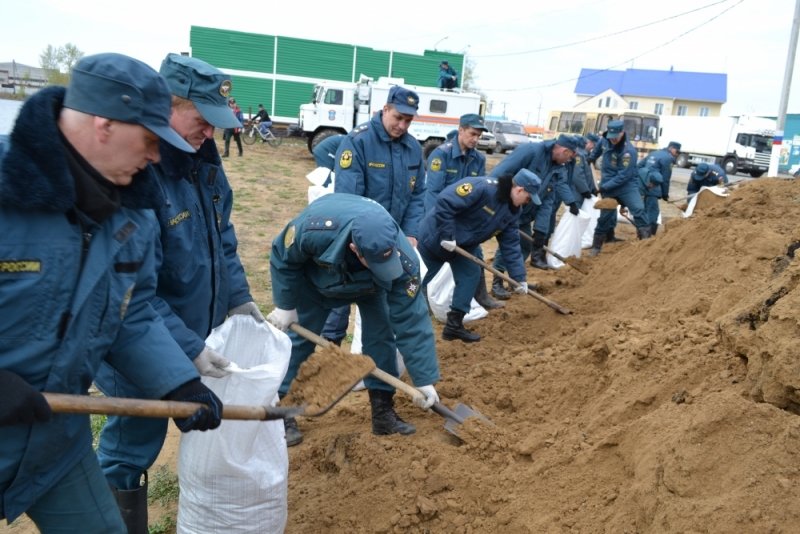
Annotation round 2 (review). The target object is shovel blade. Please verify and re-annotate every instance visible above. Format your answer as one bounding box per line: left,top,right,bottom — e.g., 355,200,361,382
438,402,491,439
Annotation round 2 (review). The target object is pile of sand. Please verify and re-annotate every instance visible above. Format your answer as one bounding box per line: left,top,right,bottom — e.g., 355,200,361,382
284,178,800,533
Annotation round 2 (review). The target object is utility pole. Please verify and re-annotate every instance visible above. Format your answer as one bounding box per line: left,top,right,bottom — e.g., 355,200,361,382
769,0,800,177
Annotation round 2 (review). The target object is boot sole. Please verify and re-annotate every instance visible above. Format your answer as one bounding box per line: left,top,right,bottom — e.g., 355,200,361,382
441,332,481,343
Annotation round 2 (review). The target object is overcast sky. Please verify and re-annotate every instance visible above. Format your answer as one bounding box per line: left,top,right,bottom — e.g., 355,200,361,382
4,0,797,124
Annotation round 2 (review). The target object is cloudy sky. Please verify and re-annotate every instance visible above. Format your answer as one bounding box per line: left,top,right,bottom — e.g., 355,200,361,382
4,0,797,124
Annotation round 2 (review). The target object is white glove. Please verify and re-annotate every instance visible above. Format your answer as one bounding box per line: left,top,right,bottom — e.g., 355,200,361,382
228,301,265,323
266,307,298,332
440,239,457,252
414,385,440,410
514,281,529,295
194,346,231,378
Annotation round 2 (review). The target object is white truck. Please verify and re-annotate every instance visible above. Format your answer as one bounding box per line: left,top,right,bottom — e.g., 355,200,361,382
658,115,775,177
298,75,483,159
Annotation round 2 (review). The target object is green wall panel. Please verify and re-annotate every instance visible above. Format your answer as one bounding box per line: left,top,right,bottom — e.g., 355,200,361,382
354,47,391,81
274,80,316,117
227,75,273,118
191,27,274,72
276,37,352,79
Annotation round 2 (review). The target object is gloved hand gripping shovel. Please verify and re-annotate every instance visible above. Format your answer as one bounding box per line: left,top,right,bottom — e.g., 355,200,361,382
451,245,572,315
288,322,489,440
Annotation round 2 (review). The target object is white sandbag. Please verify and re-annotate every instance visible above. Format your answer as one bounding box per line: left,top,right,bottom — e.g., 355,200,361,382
177,315,291,534
306,167,334,204
683,186,729,218
426,261,488,323
581,196,600,248
547,209,591,268
306,166,331,186
350,308,406,391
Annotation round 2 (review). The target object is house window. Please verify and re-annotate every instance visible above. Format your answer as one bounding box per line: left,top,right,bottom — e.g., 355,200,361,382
598,99,603,108
629,101,639,110
699,106,710,117
654,103,664,115
677,105,688,116
605,96,612,108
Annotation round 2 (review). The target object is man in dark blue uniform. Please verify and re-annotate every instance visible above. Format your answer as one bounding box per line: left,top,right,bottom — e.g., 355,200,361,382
94,54,257,532
637,141,681,235
426,113,502,310
312,133,345,188
438,60,458,90
317,86,425,353
490,134,579,276
587,120,649,256
417,170,542,342
267,194,440,445
688,162,728,195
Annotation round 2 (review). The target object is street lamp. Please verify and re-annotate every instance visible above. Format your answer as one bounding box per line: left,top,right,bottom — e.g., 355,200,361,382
433,36,449,51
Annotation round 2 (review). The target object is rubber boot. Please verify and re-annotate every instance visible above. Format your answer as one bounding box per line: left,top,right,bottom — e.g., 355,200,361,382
589,234,605,257
491,275,511,300
529,247,551,270
284,417,303,447
368,389,416,436
474,271,504,309
605,229,624,242
636,225,653,240
442,310,481,343
651,223,659,236
112,475,149,534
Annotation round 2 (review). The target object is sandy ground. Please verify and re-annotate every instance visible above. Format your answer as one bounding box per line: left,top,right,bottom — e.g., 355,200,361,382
4,137,800,533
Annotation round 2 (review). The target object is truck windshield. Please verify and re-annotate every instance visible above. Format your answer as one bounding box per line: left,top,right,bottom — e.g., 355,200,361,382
737,133,772,152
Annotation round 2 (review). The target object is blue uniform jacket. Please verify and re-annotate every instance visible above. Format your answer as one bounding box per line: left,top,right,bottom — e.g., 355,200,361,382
688,163,728,194
588,135,639,196
0,87,198,521
270,193,438,386
570,148,597,196
637,148,675,198
334,111,426,238
425,139,486,211
490,140,577,205
418,177,527,284
312,134,345,170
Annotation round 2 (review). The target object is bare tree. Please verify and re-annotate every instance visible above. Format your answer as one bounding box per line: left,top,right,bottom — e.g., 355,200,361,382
40,43,84,86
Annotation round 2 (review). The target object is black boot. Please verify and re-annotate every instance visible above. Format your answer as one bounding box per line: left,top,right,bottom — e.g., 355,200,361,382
491,275,511,300
529,232,551,270
589,234,605,257
474,271,504,309
112,474,149,534
606,229,624,242
442,310,481,342
284,417,304,447
651,223,659,236
368,389,416,436
636,226,653,240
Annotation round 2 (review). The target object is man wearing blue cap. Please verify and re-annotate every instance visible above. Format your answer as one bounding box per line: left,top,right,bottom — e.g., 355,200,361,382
94,53,258,532
688,161,728,195
0,53,222,533
314,85,426,392
425,113,503,310
267,194,440,442
586,119,649,256
570,135,599,201
490,134,579,283
417,170,541,342
637,140,681,235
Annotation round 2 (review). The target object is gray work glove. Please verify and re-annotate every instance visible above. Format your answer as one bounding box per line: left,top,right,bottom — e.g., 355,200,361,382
414,385,440,410
514,281,529,295
266,308,298,332
229,301,266,323
440,239,457,252
194,346,231,378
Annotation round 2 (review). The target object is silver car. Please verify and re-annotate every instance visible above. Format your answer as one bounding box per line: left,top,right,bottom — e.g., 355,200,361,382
485,120,533,154
477,131,497,154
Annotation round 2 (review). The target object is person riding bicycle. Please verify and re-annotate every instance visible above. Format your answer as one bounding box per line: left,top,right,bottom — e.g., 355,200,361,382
254,104,272,135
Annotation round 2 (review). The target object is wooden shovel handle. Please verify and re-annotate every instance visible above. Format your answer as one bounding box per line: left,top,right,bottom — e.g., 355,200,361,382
43,393,295,421
517,231,589,275
451,245,572,315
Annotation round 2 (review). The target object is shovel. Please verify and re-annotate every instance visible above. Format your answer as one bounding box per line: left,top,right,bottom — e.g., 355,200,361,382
451,245,572,315
288,322,487,440
43,392,306,420
517,230,588,275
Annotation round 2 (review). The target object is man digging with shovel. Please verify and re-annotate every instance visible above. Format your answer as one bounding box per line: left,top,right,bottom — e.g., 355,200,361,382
267,194,440,446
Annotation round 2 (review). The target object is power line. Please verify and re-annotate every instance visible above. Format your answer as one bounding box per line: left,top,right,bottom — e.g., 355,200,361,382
473,0,734,59
483,0,746,93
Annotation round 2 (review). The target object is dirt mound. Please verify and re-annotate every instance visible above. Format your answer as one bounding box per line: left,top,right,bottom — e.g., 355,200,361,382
285,178,800,533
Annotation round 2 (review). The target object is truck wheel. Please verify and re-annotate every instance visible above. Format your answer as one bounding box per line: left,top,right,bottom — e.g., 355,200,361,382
675,153,689,168
422,139,443,162
309,129,343,154
723,157,738,176
749,170,765,178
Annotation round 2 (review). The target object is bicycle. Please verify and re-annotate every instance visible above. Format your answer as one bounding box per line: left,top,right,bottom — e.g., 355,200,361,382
242,118,283,147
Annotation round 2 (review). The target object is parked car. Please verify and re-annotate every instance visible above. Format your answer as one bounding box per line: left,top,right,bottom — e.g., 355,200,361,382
485,120,533,154
527,133,544,143
477,131,497,154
